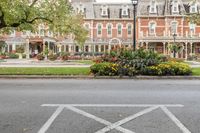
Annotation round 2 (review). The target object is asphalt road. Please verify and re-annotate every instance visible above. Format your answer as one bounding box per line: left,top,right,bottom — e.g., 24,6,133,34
0,79,200,133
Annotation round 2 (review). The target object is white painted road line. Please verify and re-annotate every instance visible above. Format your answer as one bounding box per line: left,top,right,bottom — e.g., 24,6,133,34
66,106,135,133
38,106,64,133
42,104,184,107
161,106,191,133
95,106,159,133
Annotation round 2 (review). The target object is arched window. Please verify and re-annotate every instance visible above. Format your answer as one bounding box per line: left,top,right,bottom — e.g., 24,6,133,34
117,24,122,36
127,24,132,36
107,24,112,36
149,22,156,34
171,21,177,34
97,24,102,36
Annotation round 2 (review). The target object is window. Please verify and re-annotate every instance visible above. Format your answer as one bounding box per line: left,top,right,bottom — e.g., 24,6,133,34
149,0,157,14
101,5,108,16
39,24,45,36
97,24,102,36
117,24,122,36
171,21,177,34
9,29,16,37
107,24,112,36
172,0,179,13
189,23,196,35
127,24,132,35
122,5,128,16
190,4,197,13
149,22,156,34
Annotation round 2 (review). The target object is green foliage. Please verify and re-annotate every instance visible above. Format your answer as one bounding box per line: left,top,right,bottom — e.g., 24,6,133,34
48,54,57,61
144,62,192,76
90,62,119,76
0,0,88,44
117,48,161,73
36,53,44,60
7,53,19,59
60,52,69,61
16,45,25,53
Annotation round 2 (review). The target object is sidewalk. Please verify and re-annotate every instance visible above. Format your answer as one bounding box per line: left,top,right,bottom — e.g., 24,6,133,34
0,59,91,68
185,61,200,68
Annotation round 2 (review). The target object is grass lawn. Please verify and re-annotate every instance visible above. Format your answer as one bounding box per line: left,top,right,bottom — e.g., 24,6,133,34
192,68,200,76
0,67,90,75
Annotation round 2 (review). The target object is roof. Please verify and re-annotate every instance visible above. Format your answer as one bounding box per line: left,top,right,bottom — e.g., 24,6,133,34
71,0,198,18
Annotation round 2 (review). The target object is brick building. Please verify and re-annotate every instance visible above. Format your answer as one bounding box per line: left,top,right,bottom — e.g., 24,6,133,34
1,0,200,59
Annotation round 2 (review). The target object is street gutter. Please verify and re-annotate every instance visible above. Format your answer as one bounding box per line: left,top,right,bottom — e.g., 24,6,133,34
0,75,200,80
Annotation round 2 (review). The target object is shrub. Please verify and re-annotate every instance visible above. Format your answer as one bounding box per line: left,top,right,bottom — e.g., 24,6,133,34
144,62,192,76
168,58,184,62
60,52,69,61
188,54,198,61
90,62,119,76
48,54,57,61
36,54,44,60
16,45,25,53
7,53,19,59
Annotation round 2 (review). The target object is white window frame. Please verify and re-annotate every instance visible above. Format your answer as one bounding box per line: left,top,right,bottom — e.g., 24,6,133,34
171,21,178,34
127,23,132,36
117,23,123,37
149,21,156,35
101,5,108,16
97,23,103,37
39,24,45,36
172,0,179,13
149,0,157,14
106,23,113,37
189,23,196,35
190,4,197,13
9,29,16,37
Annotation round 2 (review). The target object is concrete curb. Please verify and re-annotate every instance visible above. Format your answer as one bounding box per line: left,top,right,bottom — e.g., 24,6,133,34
0,75,200,80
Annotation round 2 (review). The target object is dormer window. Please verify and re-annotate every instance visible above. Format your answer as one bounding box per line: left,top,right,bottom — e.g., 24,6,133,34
190,3,197,13
172,0,179,13
149,0,157,14
101,5,108,16
122,5,129,16
77,3,86,14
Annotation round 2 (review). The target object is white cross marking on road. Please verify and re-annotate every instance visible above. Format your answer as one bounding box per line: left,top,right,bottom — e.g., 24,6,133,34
38,104,191,133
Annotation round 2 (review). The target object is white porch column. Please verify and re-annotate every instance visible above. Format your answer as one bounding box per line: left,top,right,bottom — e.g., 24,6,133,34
68,45,71,53
163,42,166,55
98,45,101,52
185,43,188,60
64,45,66,52
12,44,16,51
26,39,30,59
88,45,91,52
146,42,148,50
190,43,193,55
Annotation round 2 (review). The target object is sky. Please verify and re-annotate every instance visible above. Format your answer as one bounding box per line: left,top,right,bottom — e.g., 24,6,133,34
96,0,131,3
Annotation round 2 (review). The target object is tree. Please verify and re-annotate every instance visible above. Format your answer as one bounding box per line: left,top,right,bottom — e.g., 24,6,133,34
0,0,88,44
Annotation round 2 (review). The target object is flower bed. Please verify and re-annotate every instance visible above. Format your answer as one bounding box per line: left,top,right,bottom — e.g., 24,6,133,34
90,48,192,76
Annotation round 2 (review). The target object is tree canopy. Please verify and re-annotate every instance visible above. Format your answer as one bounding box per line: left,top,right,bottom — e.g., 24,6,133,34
0,0,88,45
